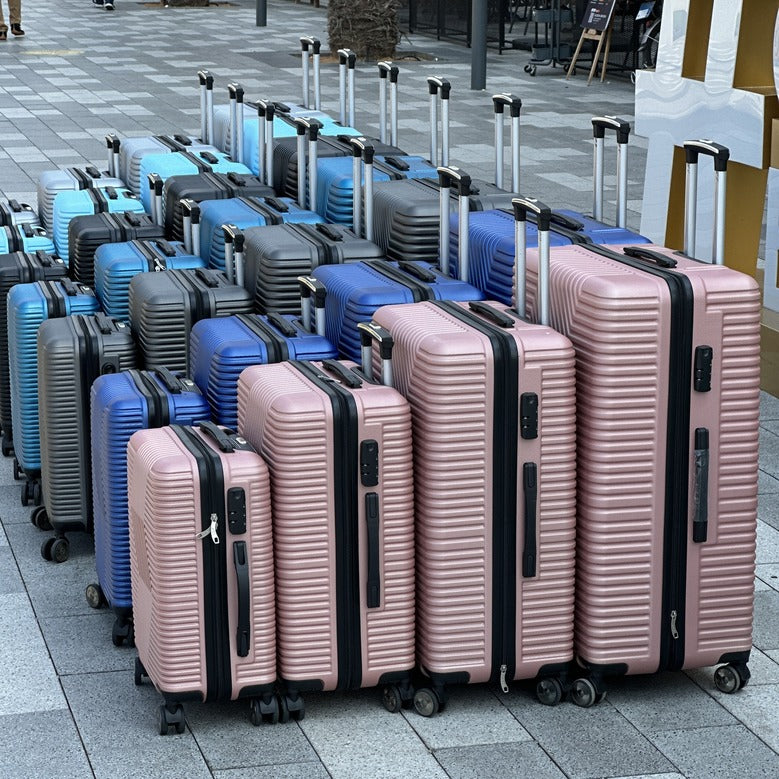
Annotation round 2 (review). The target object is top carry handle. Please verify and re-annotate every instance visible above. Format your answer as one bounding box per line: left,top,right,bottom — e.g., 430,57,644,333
683,139,729,265
197,69,215,145
512,196,552,327
300,36,322,111
228,83,246,165
338,49,357,128
493,94,521,192
591,116,630,228
437,165,471,282
377,62,399,147
427,76,451,167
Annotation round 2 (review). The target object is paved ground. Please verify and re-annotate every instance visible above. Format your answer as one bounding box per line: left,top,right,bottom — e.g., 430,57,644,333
0,1,777,778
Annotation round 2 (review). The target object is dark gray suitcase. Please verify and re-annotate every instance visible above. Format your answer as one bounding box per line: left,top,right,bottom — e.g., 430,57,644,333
128,267,253,373
37,313,137,563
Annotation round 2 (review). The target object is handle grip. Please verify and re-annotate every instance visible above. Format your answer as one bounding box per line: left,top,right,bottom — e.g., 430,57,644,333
468,300,514,327
300,35,321,54
153,366,183,394
492,93,522,117
233,541,250,657
684,140,729,171
693,427,710,543
591,115,631,144
365,492,381,608
522,463,538,577
622,246,677,268
320,359,363,388
198,421,237,452
377,61,399,81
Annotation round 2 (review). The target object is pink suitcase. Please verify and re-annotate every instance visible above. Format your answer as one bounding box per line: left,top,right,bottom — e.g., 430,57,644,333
516,141,761,706
127,421,278,734
237,355,416,718
369,201,578,716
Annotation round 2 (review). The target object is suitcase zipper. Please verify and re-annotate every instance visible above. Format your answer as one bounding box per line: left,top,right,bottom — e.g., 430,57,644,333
365,261,433,303
235,314,290,363
129,371,171,427
242,198,285,226
4,226,21,253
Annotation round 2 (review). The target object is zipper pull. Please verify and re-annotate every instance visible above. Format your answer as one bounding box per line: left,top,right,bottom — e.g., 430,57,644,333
670,609,679,639
195,513,220,545
499,664,509,693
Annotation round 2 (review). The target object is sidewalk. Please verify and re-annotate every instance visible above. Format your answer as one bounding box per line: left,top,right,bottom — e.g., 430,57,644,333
0,2,777,778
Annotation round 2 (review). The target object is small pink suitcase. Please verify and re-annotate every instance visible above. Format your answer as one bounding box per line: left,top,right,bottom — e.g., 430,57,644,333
237,355,416,718
369,199,578,716
516,141,761,705
127,421,278,734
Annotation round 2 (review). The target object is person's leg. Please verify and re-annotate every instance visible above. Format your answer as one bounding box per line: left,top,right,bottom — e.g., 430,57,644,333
0,3,7,37
9,0,23,34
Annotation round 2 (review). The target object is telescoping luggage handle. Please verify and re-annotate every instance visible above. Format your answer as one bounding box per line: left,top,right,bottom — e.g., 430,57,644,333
377,62,399,147
104,134,121,179
358,321,394,388
338,48,357,128
294,116,322,212
180,199,200,254
512,196,552,327
300,36,322,111
222,224,246,287
198,69,215,145
349,137,375,241
683,139,729,265
493,94,521,192
297,276,328,337
227,83,246,165
591,116,630,229
147,173,164,227
256,99,276,187
437,166,471,282
427,76,451,167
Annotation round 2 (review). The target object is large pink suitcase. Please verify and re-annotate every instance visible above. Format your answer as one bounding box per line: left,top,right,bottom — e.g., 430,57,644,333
127,421,278,734
516,141,761,706
369,205,578,716
237,356,416,717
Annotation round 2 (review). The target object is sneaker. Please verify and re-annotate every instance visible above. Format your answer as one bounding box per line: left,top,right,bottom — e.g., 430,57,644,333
0,30,6,41
104,1,114,8
10,24,24,36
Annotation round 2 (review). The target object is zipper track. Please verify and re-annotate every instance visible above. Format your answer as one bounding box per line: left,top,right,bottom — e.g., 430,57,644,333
242,198,284,226
129,370,171,427
365,261,433,303
235,314,289,363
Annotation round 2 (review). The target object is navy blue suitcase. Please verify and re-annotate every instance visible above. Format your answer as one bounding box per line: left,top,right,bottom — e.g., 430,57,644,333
89,368,210,643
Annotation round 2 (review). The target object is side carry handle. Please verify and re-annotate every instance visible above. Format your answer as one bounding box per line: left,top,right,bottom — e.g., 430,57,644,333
300,36,322,110
297,275,327,337
437,166,471,281
492,94,521,192
377,61,399,146
338,48,357,128
693,427,710,543
180,199,200,255
512,196,552,326
591,116,631,228
233,541,250,657
222,224,245,287
683,139,729,265
427,76,451,167
197,69,215,144
358,321,393,387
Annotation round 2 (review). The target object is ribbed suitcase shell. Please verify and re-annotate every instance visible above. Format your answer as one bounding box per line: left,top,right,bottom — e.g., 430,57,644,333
117,135,216,195
0,200,38,227
0,225,56,257
37,167,124,230
312,260,485,361
128,268,253,373
237,360,416,696
198,196,323,272
52,187,145,262
371,178,516,263
139,150,251,213
163,173,274,242
68,212,164,290
189,313,337,428
91,370,210,622
8,281,100,477
449,208,651,304
0,252,67,453
520,242,760,678
371,300,577,693
94,239,204,323
38,314,137,536
128,424,276,709
243,223,384,315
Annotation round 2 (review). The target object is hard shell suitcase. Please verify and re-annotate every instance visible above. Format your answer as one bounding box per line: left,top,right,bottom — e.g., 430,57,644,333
128,267,253,373
7,279,100,505
189,277,337,428
94,238,204,323
369,202,578,713
37,314,137,562
89,368,210,642
237,355,416,715
0,224,56,258
68,211,164,289
128,421,278,733
0,251,67,457
518,142,761,702
0,199,39,228
52,186,145,262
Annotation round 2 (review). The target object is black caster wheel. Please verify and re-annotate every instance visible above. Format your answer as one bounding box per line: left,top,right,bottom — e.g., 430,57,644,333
30,506,51,531
112,618,133,647
285,693,305,722
412,687,440,718
382,684,402,713
21,479,33,506
85,582,106,610
714,663,749,694
250,695,280,726
277,692,290,724
13,458,22,480
134,657,147,687
158,703,186,736
529,66,537,76
50,537,69,564
571,678,598,708
32,480,42,506
41,537,55,561
2,435,14,458
536,677,563,706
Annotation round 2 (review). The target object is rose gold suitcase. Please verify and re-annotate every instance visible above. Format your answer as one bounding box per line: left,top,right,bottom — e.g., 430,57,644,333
127,421,278,734
237,356,416,718
369,199,578,716
515,141,761,706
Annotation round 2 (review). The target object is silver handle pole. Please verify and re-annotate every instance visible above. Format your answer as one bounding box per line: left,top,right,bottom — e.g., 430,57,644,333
258,112,266,181
514,215,526,319
224,236,235,283
205,85,213,145
684,160,698,257
593,136,605,221
616,140,628,228
265,112,274,187
511,113,520,193
313,51,321,111
228,96,237,162
713,169,727,265
390,81,398,148
379,77,387,144
235,99,245,164
441,96,450,167
438,184,449,275
199,80,207,143
364,161,374,242
348,66,356,129
339,59,347,125
308,134,318,214
352,152,362,237
458,193,469,282
494,110,504,190
429,91,438,165
297,132,306,208
182,212,192,253
301,48,310,108
234,247,244,287
538,227,550,326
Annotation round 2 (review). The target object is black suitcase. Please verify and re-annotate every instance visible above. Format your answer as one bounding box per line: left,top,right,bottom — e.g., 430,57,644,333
162,172,274,240
68,212,164,289
0,250,68,456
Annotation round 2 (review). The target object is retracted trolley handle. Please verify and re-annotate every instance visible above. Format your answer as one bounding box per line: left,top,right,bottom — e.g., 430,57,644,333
512,196,552,327
105,134,120,179
349,137,375,241
358,321,394,387
147,173,164,227
227,83,245,165
300,36,322,110
338,48,357,128
180,199,200,255
591,116,631,228
437,166,471,281
257,99,276,186
377,62,399,146
222,224,245,287
492,94,521,192
294,116,322,213
297,275,327,336
427,76,451,167
197,69,214,144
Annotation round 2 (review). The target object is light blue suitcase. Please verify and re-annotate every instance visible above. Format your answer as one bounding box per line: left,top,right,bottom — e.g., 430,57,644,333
0,224,55,256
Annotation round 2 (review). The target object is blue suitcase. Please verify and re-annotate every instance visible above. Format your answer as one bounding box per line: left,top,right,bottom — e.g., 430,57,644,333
94,238,205,323
138,149,252,213
0,224,55,256
312,260,485,362
89,368,210,643
7,278,100,504
198,196,324,271
189,307,336,428
51,187,145,262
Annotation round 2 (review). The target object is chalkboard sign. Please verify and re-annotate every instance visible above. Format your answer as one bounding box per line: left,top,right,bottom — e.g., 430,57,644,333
580,0,618,31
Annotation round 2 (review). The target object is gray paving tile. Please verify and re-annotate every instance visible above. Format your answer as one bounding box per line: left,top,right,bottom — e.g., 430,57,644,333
648,725,779,779
214,763,331,779
0,709,93,779
701,683,779,754
434,741,566,779
759,427,779,480
761,391,779,421
756,563,779,591
758,471,779,496
608,775,685,779
753,590,779,651
756,520,779,564
0,547,24,595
